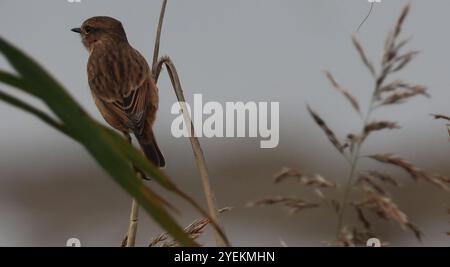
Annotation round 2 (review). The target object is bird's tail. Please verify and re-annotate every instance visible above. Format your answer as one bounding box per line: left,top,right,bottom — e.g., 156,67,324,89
135,129,166,168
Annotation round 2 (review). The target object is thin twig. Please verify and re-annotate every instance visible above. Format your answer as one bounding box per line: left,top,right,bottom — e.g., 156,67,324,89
126,198,140,247
123,132,140,247
152,0,168,74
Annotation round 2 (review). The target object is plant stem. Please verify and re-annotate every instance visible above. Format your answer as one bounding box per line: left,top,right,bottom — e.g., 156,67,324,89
126,198,139,247
152,0,167,72
150,0,228,247
336,148,359,237
122,132,140,247
336,92,377,239
158,58,228,247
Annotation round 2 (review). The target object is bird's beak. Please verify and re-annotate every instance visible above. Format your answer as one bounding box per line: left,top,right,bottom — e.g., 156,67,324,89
71,28,82,34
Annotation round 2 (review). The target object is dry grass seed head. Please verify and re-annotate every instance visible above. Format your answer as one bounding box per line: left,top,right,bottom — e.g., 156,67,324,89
149,207,232,247
394,3,411,39
273,167,335,188
247,196,319,215
380,85,429,106
431,114,450,137
369,154,423,181
364,170,400,187
307,105,344,153
324,70,361,114
361,121,401,142
351,35,376,77
369,154,449,191
431,114,450,122
378,80,411,94
356,175,388,196
359,194,405,227
356,192,422,241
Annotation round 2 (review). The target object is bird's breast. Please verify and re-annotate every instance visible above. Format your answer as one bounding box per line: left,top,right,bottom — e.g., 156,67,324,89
87,46,148,101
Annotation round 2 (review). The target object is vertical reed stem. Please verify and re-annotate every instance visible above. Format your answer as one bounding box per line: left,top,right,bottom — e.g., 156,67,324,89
122,132,140,247
150,0,228,246
126,198,140,247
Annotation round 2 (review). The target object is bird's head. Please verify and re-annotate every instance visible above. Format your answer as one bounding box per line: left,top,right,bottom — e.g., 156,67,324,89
71,16,128,51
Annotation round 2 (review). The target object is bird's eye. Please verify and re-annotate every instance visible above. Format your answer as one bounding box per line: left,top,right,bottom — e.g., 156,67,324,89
84,26,93,34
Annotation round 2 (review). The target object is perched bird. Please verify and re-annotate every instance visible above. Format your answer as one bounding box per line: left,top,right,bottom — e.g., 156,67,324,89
72,16,165,167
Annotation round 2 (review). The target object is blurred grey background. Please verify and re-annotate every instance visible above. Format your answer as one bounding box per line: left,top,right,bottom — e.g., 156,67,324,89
0,0,449,247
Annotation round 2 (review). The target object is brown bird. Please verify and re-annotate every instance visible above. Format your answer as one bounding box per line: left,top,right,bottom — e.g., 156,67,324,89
72,16,165,167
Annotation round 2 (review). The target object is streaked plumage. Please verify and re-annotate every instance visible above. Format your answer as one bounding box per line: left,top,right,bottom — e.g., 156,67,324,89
72,16,165,167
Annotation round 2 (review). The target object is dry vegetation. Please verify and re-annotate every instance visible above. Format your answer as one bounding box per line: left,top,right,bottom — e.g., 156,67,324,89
148,207,232,247
250,4,449,246
432,114,450,138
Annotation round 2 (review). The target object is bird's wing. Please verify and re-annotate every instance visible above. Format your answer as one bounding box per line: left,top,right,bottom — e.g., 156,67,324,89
93,76,154,134
122,83,152,134
89,46,155,131
120,49,157,134
91,92,131,131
